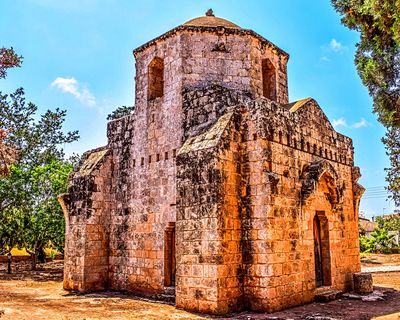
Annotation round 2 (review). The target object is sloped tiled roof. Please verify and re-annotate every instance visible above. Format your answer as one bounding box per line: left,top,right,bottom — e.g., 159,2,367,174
178,112,234,154
284,98,314,112
75,149,109,177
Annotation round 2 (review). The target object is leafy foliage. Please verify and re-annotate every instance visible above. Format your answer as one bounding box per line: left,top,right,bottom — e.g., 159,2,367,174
0,129,17,176
23,159,73,256
331,0,400,204
0,47,22,79
376,214,400,232
382,127,400,205
0,88,79,267
359,228,398,253
107,105,135,121
0,88,79,166
332,0,400,127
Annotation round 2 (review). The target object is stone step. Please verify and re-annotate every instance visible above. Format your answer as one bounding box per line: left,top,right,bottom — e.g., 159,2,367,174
155,293,175,303
152,286,175,303
164,286,176,295
315,290,342,302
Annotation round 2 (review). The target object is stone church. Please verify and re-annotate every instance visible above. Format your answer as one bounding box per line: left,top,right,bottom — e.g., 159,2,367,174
59,10,364,314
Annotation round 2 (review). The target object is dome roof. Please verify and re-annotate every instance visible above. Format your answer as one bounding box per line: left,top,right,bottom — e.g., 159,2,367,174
183,9,241,29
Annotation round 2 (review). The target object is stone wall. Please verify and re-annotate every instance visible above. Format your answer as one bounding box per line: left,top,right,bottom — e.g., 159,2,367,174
175,84,361,313
176,111,244,314
60,147,112,292
180,29,288,104
62,19,362,315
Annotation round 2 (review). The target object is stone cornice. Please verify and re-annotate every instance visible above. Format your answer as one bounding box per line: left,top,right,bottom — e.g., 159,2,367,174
133,25,289,59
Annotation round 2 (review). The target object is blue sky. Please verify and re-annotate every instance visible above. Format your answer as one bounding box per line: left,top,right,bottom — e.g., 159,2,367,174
0,0,397,217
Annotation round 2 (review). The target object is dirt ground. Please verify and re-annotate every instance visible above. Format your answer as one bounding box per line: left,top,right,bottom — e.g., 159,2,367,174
0,256,399,320
361,254,400,267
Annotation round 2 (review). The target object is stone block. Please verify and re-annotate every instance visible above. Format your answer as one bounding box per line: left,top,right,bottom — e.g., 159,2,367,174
353,272,373,294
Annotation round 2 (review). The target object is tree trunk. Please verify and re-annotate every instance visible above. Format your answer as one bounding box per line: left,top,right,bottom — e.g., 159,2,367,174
30,252,37,271
37,247,46,263
7,252,12,274
29,242,38,271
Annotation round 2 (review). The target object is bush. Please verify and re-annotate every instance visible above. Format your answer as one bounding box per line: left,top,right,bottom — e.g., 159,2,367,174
359,228,398,253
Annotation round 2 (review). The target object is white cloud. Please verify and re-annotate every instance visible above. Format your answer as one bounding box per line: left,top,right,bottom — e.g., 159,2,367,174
351,118,371,129
51,77,96,107
332,117,372,129
332,117,348,128
330,39,345,52
322,38,348,54
320,56,331,62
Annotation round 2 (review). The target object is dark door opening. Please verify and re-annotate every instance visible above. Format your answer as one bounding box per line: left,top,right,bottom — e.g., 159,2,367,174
313,214,323,287
164,222,176,287
313,211,332,287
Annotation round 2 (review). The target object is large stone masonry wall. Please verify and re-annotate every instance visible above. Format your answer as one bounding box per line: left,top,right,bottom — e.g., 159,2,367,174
104,32,185,293
106,112,177,294
60,148,112,292
180,29,288,104
176,111,244,314
179,84,361,313
238,97,359,312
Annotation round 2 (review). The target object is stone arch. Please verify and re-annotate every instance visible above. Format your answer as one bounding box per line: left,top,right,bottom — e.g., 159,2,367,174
148,57,164,100
301,160,342,208
261,58,276,101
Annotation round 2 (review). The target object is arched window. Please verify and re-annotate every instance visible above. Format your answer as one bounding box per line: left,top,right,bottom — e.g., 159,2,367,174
148,57,164,100
262,59,277,101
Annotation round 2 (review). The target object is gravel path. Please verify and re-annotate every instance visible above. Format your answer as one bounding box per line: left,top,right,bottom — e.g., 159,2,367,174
362,265,400,273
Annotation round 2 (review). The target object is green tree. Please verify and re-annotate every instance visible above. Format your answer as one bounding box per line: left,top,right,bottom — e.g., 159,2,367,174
382,127,400,205
331,0,400,204
107,105,135,121
376,214,400,232
0,47,22,79
0,207,24,255
22,159,73,269
0,88,79,267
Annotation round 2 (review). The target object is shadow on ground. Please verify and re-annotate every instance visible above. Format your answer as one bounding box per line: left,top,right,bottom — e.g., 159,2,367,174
0,260,399,319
